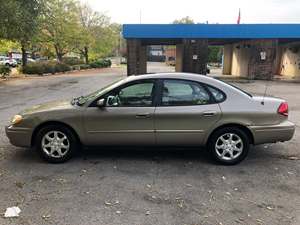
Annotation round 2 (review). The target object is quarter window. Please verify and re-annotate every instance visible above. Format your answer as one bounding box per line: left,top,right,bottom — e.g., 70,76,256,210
207,86,226,103
106,81,154,107
161,80,210,106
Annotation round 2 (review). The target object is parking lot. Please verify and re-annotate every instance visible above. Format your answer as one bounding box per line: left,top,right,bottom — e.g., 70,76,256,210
0,67,299,225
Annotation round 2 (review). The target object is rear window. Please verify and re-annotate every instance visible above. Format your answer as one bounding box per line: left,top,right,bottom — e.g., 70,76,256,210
215,78,252,97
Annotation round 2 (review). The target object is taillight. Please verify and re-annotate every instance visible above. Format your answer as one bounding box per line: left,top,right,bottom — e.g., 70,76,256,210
278,102,288,116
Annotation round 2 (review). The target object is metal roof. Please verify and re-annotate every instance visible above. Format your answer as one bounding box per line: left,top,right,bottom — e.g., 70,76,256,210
123,24,300,39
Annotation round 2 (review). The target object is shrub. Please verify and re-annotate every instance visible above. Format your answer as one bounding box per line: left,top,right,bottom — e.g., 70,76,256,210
89,59,111,68
78,64,91,70
22,63,45,75
22,62,71,75
62,57,84,66
55,63,71,73
0,65,11,78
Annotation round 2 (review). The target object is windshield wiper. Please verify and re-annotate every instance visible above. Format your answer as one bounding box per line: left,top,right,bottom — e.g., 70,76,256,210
71,96,84,105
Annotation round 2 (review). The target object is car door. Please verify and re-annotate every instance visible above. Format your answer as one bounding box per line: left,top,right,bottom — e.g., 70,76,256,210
155,79,222,146
83,79,157,145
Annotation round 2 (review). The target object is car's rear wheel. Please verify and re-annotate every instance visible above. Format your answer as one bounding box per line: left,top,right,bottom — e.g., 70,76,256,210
208,127,249,165
35,125,78,163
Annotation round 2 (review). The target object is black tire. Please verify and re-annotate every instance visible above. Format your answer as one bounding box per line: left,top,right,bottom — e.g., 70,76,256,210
208,127,250,165
35,124,78,163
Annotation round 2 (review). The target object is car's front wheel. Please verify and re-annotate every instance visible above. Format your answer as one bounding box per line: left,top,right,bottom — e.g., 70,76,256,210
208,127,250,165
35,125,78,163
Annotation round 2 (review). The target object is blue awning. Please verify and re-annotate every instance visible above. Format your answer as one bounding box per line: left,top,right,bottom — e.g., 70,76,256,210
123,24,300,39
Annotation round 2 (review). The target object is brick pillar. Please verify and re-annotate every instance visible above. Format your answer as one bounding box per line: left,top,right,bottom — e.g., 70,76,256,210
248,40,278,80
182,39,208,74
175,44,183,72
127,39,147,76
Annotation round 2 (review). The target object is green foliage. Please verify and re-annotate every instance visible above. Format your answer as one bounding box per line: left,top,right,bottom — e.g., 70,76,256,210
72,64,91,70
0,0,120,68
0,0,44,65
62,57,85,66
38,0,82,61
0,65,11,78
89,59,111,68
54,63,71,73
22,61,71,75
173,16,194,24
0,40,21,54
208,46,223,63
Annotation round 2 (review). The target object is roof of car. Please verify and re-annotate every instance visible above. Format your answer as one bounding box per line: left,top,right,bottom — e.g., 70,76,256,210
125,73,251,99
127,72,219,84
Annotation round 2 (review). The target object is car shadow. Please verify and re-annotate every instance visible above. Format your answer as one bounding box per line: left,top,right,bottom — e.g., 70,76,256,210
80,146,213,165
10,144,293,166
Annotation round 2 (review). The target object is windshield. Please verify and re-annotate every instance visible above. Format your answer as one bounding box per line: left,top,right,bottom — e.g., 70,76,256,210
71,78,125,106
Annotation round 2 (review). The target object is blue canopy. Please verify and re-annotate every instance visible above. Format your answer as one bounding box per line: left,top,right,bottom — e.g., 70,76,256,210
123,24,300,39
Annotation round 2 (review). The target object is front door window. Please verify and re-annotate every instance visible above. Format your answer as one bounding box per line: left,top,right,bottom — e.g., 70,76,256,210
106,81,155,107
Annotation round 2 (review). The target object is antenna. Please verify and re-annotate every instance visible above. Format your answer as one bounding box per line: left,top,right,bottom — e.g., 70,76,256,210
261,78,270,105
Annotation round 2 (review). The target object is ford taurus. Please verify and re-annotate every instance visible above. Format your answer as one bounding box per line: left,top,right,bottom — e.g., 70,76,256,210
5,73,295,165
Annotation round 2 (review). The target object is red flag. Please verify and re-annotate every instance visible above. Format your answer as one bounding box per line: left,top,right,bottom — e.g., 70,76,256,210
237,8,241,24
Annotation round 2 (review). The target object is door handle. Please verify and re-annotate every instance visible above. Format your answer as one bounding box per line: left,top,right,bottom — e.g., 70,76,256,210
203,111,217,117
135,113,151,118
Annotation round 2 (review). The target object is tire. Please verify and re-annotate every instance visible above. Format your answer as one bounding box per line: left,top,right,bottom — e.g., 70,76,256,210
35,124,78,163
208,127,250,165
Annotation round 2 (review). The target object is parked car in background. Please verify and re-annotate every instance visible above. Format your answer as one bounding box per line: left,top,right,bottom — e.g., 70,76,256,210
0,57,17,67
5,73,295,165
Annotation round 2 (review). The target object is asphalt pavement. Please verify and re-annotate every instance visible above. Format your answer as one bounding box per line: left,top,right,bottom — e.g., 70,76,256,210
0,66,299,225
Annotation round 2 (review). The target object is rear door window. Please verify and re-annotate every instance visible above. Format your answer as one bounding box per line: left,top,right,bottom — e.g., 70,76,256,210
161,80,211,106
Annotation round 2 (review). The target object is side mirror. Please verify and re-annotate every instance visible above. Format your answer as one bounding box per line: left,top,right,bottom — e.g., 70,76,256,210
96,99,105,107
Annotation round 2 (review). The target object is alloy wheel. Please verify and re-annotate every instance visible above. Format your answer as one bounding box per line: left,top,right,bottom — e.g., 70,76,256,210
215,133,243,161
41,131,70,158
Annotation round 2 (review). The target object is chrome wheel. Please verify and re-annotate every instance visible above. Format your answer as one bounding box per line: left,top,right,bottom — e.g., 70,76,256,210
41,131,70,158
215,133,243,161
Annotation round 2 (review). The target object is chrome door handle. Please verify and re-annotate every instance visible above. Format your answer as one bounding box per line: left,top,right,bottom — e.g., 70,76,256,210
136,113,151,118
203,111,217,117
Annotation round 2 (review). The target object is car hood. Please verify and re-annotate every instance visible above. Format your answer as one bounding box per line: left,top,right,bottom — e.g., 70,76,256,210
21,100,74,115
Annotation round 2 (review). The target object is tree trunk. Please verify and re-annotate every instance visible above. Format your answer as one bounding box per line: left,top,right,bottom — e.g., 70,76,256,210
54,44,63,62
21,43,27,67
84,46,89,64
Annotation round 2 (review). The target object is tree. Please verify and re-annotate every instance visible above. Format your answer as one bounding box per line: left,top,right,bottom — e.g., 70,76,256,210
76,3,110,64
39,0,80,62
0,40,21,54
208,46,223,63
173,16,194,24
90,22,120,60
0,0,44,66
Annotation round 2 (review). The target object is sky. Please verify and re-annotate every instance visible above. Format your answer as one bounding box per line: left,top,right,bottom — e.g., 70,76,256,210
81,0,300,24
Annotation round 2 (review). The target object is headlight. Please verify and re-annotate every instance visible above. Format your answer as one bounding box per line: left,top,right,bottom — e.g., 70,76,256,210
11,115,23,125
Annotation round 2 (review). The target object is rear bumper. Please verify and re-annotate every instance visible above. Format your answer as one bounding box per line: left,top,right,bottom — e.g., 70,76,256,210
249,121,295,145
5,125,32,147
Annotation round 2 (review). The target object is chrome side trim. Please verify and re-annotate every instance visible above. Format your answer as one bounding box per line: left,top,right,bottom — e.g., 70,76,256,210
88,130,204,134
156,130,204,133
88,130,154,133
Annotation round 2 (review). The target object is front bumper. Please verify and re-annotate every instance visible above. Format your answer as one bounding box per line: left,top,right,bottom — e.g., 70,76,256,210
249,121,295,145
5,125,33,147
